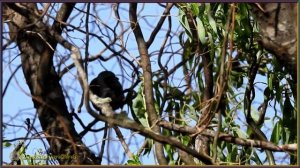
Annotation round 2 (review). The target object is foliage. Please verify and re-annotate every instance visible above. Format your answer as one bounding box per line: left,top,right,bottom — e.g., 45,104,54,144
176,3,296,165
2,3,296,165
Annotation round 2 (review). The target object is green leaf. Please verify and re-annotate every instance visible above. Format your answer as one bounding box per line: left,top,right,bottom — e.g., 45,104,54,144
178,31,185,46
282,127,291,144
180,135,191,146
196,17,206,44
178,9,192,42
190,3,199,16
184,104,197,121
183,40,191,60
127,155,142,165
3,141,12,147
163,127,171,136
252,150,263,165
228,145,238,162
132,85,149,127
205,3,218,34
250,108,259,122
268,73,274,90
19,143,26,155
282,91,294,128
270,120,281,145
165,143,174,163
232,126,247,139
142,139,153,156
153,81,162,106
207,32,215,58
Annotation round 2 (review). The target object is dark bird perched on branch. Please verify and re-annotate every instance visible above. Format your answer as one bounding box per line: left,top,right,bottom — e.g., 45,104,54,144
89,71,125,111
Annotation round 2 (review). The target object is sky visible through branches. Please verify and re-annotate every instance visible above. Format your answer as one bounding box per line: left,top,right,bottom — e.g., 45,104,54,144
2,3,290,165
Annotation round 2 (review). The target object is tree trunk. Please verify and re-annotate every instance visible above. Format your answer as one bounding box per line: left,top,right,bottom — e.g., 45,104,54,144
252,3,297,82
3,3,99,164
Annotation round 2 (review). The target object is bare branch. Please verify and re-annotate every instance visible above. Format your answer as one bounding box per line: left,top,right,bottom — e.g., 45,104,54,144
129,3,167,165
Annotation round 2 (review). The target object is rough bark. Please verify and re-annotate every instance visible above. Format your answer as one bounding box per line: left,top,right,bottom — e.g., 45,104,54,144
252,3,297,81
3,3,99,164
129,3,168,165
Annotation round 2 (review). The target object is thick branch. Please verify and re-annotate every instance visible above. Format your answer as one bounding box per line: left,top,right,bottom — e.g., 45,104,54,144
4,3,99,164
83,113,214,164
69,39,213,164
252,3,297,82
158,121,295,153
129,3,167,165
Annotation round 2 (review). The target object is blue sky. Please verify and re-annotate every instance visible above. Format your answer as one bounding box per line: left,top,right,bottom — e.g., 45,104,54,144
2,3,291,165
2,3,182,164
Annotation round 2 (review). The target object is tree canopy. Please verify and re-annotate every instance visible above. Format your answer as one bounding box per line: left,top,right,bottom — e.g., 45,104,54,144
2,3,297,165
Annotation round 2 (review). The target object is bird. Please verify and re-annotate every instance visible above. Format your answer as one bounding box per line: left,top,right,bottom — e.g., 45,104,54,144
89,71,125,111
